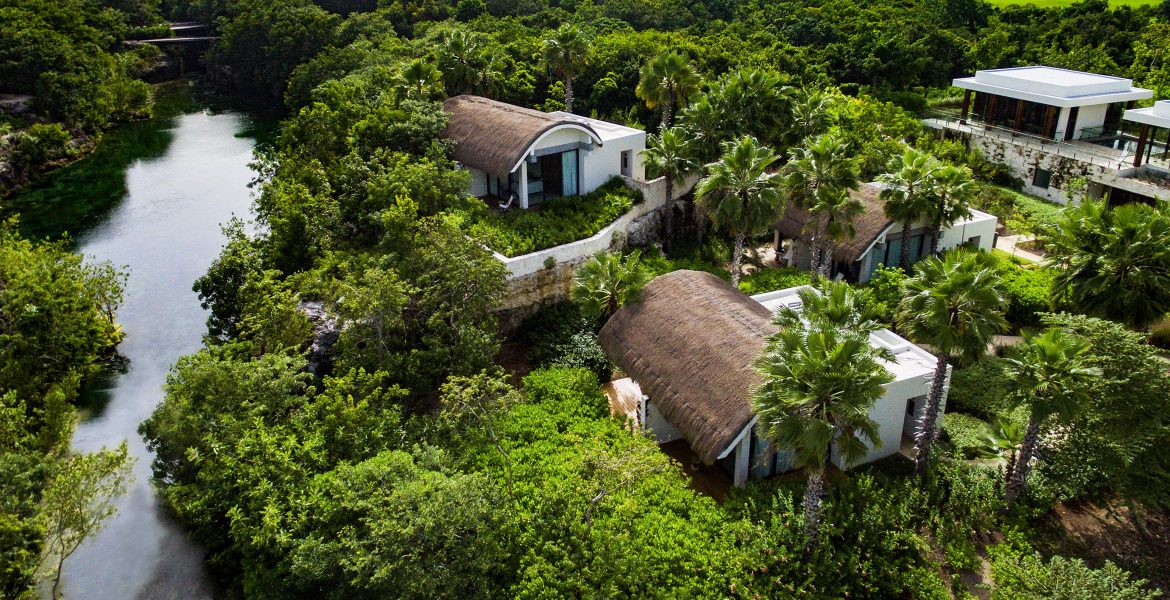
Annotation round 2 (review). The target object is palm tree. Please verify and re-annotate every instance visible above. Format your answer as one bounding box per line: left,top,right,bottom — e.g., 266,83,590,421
977,417,1025,484
635,51,701,129
1041,200,1170,330
772,280,887,335
396,59,444,102
437,29,504,96
1001,329,1097,508
694,136,784,287
897,250,1007,477
789,88,834,146
783,133,861,279
570,250,651,321
753,319,893,550
808,187,863,279
642,127,697,254
709,69,793,149
877,147,940,270
542,25,590,113
925,165,975,255
677,94,727,164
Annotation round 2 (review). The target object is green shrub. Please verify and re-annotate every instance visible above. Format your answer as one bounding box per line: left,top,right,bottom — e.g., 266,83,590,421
861,265,909,325
520,367,609,422
737,267,812,295
948,358,1014,420
11,123,74,168
547,331,612,382
639,242,731,280
988,534,1160,600
518,302,599,366
942,413,990,459
988,253,1057,330
467,178,639,257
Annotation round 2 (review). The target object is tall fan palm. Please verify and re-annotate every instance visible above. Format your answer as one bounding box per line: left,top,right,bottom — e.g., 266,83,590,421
925,165,975,255
783,133,861,279
709,69,793,149
1041,200,1170,330
753,320,893,550
877,147,941,270
977,417,1025,483
789,88,835,146
678,94,728,164
694,136,784,287
897,250,1007,477
635,51,701,129
570,250,651,322
772,280,887,336
396,59,444,102
1002,329,1097,508
642,127,697,254
437,29,504,96
542,24,590,113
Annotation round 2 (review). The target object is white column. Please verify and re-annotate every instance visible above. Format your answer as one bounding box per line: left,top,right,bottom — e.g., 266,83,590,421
733,428,751,488
519,161,529,210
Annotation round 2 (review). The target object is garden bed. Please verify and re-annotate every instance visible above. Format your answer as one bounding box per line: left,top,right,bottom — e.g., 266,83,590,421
463,177,640,258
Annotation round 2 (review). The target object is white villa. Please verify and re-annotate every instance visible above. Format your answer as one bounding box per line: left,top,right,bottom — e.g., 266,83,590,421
928,66,1168,205
442,95,647,209
774,182,998,283
597,270,944,488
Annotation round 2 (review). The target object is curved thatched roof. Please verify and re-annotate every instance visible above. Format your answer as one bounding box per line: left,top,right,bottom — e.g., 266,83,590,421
597,270,776,464
775,183,893,264
441,95,602,176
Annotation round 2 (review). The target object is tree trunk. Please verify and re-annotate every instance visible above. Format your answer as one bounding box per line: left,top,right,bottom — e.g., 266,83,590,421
1004,450,1017,489
898,221,912,271
803,464,826,552
808,235,821,282
1006,417,1041,509
564,76,574,113
662,90,674,129
820,240,833,279
663,176,674,254
914,354,949,478
731,233,745,287
929,225,942,256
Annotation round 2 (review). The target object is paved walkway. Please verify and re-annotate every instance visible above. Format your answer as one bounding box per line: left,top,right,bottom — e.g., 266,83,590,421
994,234,1046,264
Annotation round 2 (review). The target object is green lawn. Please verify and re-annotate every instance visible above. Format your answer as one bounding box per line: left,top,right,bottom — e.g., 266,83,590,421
985,0,1155,7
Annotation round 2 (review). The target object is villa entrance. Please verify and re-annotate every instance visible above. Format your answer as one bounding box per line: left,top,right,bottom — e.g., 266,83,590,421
527,149,580,205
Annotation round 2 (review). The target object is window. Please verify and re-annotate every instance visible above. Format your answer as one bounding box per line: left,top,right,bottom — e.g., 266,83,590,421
965,236,981,249
620,150,632,177
1032,167,1052,190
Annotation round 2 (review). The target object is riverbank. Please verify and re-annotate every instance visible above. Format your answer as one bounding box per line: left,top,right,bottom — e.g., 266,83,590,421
7,80,274,599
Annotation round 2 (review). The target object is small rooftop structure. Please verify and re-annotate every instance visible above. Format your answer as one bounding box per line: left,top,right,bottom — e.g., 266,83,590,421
953,66,1152,108
442,95,603,176
1123,100,1170,130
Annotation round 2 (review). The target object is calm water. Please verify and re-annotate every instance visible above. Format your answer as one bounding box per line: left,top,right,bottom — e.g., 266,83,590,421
8,81,272,599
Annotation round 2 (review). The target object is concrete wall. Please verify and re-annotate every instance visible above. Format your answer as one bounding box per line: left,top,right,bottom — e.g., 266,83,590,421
831,366,942,469
1073,103,1109,139
644,398,684,443
966,132,1127,203
467,168,488,197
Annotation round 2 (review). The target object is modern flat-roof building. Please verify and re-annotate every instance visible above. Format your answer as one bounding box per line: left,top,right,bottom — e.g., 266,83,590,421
927,66,1168,205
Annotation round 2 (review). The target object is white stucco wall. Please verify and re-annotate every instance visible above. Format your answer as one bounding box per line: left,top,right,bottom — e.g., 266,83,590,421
1072,103,1109,139
644,398,684,444
580,131,646,192
467,167,488,197
938,209,998,252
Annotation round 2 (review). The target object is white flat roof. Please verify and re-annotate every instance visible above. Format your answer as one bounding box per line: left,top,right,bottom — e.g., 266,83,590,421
1123,100,1170,130
549,111,645,142
751,287,937,383
953,66,1152,108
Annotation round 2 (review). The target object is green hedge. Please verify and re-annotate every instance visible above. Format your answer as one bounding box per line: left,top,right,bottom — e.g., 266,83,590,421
737,267,813,295
988,253,1057,330
942,413,989,459
467,177,639,257
948,358,1014,420
639,244,731,280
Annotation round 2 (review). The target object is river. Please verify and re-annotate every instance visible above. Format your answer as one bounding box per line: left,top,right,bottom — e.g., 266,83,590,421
8,81,272,600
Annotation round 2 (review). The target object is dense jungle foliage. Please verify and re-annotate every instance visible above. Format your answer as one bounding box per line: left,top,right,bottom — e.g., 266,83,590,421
5,0,1170,596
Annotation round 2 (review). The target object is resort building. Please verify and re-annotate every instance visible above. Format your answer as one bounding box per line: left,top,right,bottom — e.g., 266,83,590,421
597,270,944,488
442,94,647,209
773,182,999,283
927,66,1168,205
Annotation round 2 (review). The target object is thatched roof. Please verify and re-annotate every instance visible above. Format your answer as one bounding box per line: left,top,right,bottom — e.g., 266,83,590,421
441,95,602,176
597,270,776,464
775,183,894,264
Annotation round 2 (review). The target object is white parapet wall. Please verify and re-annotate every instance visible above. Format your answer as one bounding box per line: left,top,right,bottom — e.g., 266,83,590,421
491,172,699,279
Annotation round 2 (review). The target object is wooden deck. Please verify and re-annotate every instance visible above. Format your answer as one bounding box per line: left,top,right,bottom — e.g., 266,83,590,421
602,377,641,427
